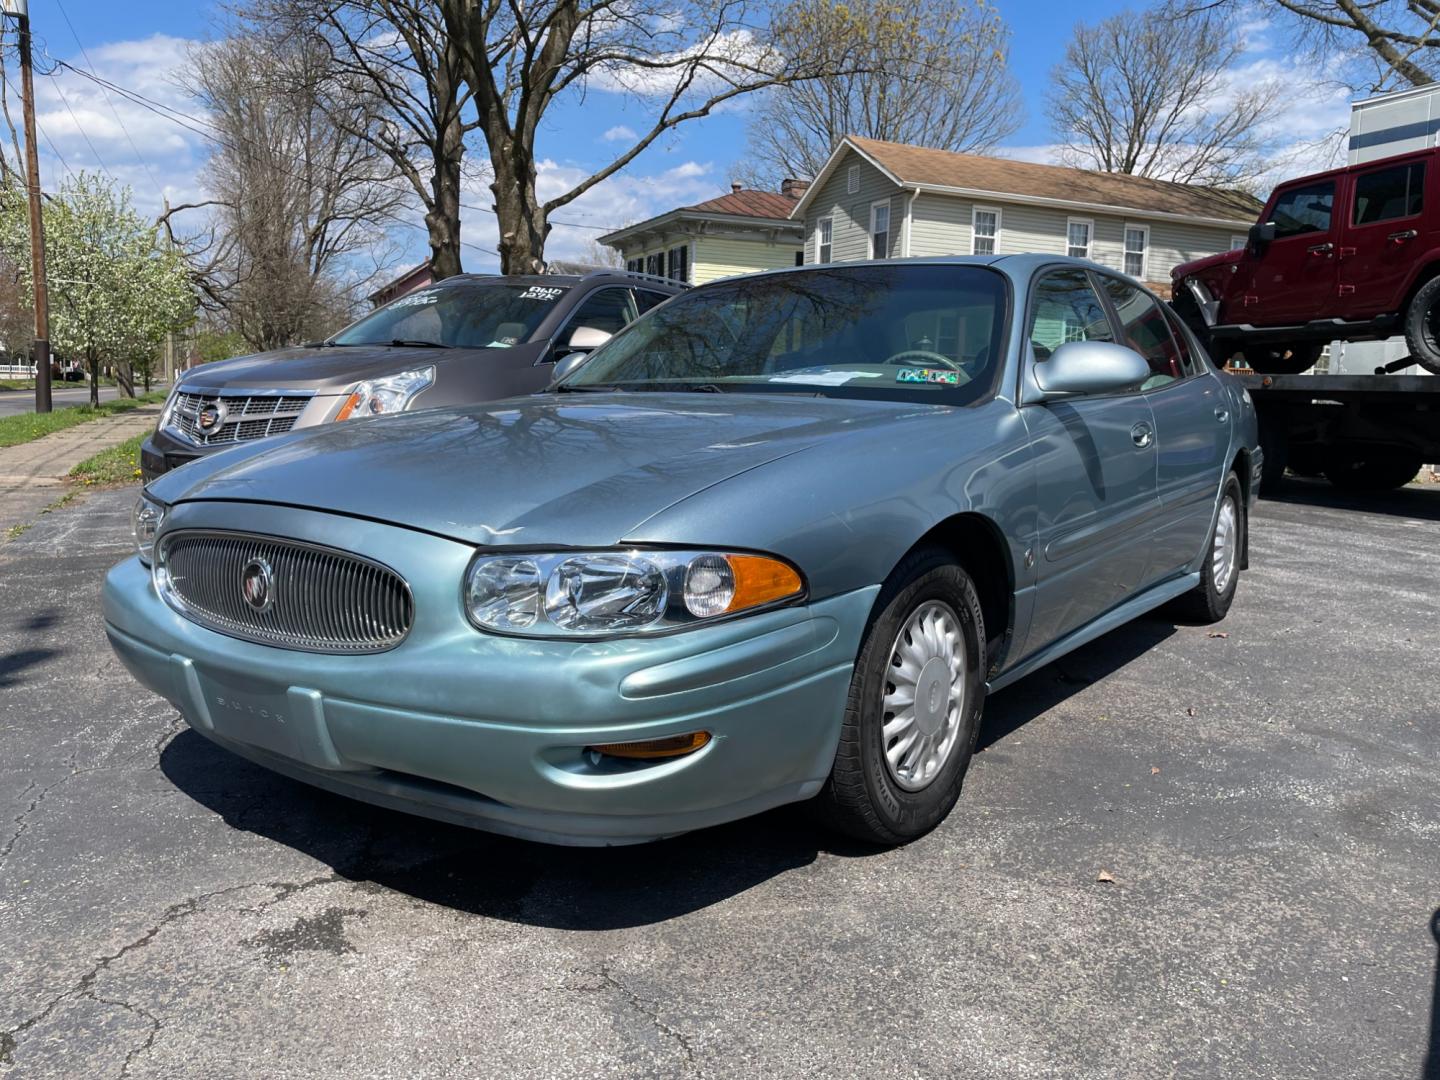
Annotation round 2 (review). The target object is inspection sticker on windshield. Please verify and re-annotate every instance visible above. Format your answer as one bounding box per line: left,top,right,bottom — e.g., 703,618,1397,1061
518,285,566,301
895,367,959,385
390,291,439,308
768,370,883,386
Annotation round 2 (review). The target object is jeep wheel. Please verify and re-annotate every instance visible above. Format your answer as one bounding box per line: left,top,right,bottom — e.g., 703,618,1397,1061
1402,276,1440,374
1242,343,1321,374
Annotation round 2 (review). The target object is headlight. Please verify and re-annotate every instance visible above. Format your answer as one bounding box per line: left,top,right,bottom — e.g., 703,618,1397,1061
463,549,805,637
334,367,434,420
133,494,165,565
159,382,183,427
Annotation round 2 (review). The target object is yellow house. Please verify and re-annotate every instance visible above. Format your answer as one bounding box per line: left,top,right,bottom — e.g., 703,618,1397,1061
600,182,807,285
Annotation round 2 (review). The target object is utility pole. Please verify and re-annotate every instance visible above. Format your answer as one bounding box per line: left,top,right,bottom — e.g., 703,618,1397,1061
5,1,50,413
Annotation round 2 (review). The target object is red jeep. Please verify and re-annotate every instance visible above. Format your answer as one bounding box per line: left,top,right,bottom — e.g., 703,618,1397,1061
1172,147,1440,374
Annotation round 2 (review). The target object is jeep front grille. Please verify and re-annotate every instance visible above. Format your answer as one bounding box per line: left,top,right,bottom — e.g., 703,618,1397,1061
157,531,413,654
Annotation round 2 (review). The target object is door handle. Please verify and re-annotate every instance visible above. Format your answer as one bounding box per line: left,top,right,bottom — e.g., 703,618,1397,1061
1388,229,1419,243
1307,242,1334,256
1130,421,1153,448
1214,408,1229,423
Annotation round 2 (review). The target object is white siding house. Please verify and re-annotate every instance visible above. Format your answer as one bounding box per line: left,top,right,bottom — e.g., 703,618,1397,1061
794,137,1262,295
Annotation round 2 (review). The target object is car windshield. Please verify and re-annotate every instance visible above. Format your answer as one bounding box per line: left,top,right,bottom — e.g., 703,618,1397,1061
563,265,1006,402
328,280,571,349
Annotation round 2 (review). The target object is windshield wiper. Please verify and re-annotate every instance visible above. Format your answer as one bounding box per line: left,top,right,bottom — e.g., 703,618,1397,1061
388,338,451,349
554,383,626,393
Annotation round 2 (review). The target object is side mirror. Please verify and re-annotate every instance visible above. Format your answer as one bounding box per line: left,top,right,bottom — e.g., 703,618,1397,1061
1247,221,1275,255
551,351,589,382
1033,340,1150,398
566,325,612,352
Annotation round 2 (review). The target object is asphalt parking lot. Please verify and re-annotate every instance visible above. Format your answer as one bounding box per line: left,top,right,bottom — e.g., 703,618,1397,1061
1,484,1437,1079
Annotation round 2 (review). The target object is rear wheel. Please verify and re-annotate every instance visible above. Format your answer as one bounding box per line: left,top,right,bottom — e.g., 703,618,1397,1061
812,548,986,845
1172,475,1244,623
1401,275,1440,375
1323,445,1422,491
1243,343,1321,374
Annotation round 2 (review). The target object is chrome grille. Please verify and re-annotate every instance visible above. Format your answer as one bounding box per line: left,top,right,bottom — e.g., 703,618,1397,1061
157,531,413,653
167,390,310,446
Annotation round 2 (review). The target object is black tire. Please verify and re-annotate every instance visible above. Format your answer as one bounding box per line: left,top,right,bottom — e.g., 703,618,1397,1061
1257,419,1288,494
1402,276,1440,375
1243,343,1321,375
1171,474,1244,624
811,548,987,846
1323,445,1422,491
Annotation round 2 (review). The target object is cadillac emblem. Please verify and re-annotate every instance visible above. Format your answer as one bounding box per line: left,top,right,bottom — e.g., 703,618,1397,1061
241,557,275,613
196,400,227,433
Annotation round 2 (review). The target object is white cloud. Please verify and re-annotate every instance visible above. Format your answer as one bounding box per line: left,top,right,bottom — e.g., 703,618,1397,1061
602,125,638,142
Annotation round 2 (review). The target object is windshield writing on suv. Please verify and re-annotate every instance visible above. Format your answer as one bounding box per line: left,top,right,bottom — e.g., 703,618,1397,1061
565,265,1006,402
328,281,570,349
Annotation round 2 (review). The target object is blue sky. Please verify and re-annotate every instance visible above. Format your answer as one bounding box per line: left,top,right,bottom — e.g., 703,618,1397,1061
20,0,1352,275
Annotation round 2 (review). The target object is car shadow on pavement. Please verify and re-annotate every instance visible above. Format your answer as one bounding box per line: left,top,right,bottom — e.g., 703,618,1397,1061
977,614,1178,753
1265,477,1440,522
1427,908,1440,1080
158,729,878,930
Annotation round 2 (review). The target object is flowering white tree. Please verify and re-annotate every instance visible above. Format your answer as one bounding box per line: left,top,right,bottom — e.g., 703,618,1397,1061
0,173,194,404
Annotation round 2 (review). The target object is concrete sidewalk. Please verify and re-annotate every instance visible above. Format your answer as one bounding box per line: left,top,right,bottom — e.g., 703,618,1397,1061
0,404,161,532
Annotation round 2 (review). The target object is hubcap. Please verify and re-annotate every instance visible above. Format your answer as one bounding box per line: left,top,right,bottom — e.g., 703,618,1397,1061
880,600,967,792
1212,496,1238,594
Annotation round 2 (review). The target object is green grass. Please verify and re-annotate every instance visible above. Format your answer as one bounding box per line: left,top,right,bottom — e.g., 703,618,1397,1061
0,392,165,449
68,432,147,487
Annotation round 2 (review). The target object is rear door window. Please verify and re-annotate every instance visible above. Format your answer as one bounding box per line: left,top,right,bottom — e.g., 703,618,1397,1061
564,287,635,336
632,289,672,315
1268,181,1335,239
1352,161,1425,225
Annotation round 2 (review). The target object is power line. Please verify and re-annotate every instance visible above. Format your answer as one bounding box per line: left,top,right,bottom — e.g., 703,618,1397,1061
33,118,73,180
45,71,113,178
51,0,166,200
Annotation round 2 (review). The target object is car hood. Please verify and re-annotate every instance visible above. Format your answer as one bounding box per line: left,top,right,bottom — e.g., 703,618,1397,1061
149,392,947,548
179,343,514,393
1172,248,1242,281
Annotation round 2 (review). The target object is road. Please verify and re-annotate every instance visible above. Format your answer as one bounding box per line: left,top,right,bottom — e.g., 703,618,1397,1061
1,483,1437,1079
0,385,132,417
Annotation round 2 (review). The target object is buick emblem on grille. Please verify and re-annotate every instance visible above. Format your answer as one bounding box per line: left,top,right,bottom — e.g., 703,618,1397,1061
241,557,275,613
197,400,228,432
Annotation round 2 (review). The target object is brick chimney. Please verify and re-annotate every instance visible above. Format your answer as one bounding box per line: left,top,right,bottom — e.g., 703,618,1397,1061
780,178,811,198
731,182,743,194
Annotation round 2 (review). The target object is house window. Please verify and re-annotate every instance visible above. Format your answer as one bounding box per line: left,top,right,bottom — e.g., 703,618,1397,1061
794,250,804,266
645,253,662,277
818,218,833,263
972,206,1000,255
1123,225,1149,279
1230,236,1246,251
1066,218,1092,259
847,165,859,194
626,258,644,273
871,200,891,259
667,244,689,283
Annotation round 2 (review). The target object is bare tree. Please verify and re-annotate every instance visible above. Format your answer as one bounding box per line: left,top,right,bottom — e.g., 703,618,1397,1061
739,0,1022,186
181,29,404,349
1047,8,1283,188
435,0,872,272
243,0,476,279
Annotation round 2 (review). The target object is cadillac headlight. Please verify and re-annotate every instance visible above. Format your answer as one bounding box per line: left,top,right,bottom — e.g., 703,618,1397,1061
133,494,165,565
463,550,805,637
334,367,434,420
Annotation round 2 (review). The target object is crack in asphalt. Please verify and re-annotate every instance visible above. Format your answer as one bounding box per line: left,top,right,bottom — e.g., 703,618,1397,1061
567,963,701,1075
0,871,347,1074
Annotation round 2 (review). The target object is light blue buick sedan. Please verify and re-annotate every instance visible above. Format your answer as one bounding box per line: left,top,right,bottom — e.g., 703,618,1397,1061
105,256,1260,846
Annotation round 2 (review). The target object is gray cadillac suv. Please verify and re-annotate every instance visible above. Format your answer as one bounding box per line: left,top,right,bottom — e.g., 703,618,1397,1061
141,269,685,480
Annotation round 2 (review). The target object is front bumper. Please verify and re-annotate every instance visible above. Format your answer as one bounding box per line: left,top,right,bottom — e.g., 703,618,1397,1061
140,426,204,482
102,504,873,845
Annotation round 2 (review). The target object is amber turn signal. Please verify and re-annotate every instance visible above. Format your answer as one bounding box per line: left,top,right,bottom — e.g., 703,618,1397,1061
589,731,711,760
724,554,803,613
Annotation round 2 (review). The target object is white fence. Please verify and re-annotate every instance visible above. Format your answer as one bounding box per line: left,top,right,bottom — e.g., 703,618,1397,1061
0,363,36,378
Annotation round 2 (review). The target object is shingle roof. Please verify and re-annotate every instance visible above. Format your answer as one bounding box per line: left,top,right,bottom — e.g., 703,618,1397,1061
684,189,799,219
835,137,1263,223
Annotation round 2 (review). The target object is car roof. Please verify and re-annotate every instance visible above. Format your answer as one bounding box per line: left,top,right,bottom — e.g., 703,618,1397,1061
427,270,686,292
685,253,1136,286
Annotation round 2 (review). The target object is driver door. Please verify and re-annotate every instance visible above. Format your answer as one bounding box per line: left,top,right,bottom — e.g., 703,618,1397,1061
1020,268,1161,651
1247,179,1340,325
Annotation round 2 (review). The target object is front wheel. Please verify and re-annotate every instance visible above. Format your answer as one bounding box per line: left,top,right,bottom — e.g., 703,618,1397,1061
812,549,987,845
1324,445,1422,491
1171,475,1244,623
